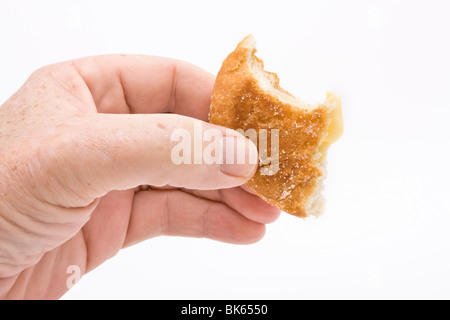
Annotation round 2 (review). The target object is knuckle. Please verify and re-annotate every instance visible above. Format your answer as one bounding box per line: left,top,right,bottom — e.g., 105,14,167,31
27,65,53,84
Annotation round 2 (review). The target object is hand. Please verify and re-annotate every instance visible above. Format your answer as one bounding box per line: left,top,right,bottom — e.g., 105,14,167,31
0,55,280,299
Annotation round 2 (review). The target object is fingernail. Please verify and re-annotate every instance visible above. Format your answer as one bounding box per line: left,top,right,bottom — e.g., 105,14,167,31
220,136,258,177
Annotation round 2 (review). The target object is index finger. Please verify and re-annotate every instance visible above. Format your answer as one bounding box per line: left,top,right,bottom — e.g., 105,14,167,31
66,54,215,120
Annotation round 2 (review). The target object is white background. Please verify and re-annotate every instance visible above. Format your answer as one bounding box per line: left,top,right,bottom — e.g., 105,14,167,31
1,0,449,299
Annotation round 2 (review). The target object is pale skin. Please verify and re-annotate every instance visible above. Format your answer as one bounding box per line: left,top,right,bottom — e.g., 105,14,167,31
0,55,280,299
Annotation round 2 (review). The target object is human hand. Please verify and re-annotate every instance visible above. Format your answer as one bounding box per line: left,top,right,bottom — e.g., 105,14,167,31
0,55,280,299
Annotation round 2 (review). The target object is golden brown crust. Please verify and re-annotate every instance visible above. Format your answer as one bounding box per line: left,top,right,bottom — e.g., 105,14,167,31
209,35,340,218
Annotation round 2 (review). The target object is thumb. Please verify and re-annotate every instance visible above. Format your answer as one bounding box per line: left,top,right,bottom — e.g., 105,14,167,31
40,113,258,207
